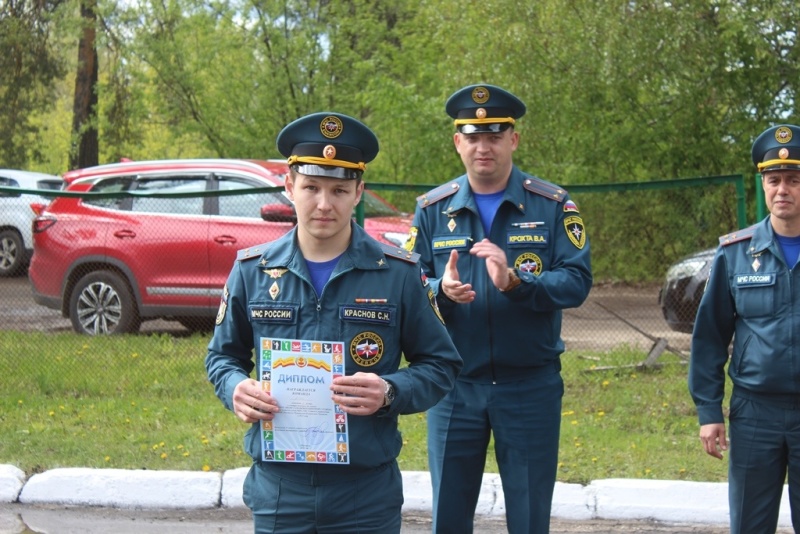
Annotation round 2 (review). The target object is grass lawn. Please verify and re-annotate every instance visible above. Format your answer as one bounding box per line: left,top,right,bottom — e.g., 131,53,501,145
0,331,729,484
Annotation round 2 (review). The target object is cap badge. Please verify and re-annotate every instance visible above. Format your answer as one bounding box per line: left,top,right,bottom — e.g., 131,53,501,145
775,126,793,144
779,147,789,160
475,108,487,119
471,86,490,104
320,116,344,139
323,144,337,159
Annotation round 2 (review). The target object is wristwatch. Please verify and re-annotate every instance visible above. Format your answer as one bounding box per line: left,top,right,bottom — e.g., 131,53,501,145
499,268,522,292
382,379,395,407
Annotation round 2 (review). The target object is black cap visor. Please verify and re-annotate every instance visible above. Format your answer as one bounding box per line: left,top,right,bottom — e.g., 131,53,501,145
458,123,512,135
292,164,362,180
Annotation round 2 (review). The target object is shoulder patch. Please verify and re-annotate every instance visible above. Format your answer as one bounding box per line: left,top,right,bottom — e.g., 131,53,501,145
719,225,758,246
379,242,420,264
237,242,271,262
416,181,460,208
523,176,566,202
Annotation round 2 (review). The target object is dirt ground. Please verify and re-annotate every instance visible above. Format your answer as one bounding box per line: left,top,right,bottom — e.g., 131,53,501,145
0,504,768,534
2,276,690,355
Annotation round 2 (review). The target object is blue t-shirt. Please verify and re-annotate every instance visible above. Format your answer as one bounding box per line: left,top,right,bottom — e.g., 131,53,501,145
775,233,800,267
473,190,505,236
306,254,342,296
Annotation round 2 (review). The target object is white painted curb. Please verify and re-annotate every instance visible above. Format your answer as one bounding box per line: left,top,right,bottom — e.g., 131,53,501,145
0,464,793,526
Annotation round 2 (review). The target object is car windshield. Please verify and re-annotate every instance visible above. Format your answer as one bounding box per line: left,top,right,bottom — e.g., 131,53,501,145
37,180,63,191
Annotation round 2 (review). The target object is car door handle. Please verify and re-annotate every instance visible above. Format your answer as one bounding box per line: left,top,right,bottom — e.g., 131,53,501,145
214,235,237,245
113,230,136,239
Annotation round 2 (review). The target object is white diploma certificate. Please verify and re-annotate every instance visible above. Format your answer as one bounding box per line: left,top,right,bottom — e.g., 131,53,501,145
259,337,350,464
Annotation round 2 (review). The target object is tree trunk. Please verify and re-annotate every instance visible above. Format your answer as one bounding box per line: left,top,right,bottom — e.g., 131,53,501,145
70,0,99,170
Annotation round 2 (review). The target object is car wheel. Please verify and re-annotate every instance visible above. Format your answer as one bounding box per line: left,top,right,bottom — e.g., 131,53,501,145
0,229,25,277
69,271,141,335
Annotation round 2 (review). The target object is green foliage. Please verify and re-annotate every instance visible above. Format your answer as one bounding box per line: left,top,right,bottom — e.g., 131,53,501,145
3,0,800,278
0,0,68,168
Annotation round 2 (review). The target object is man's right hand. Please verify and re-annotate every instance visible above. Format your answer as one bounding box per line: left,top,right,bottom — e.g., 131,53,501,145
699,423,728,459
440,249,476,304
232,378,279,424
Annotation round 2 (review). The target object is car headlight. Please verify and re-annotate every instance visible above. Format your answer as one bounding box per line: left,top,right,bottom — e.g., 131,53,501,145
382,232,410,248
666,259,707,280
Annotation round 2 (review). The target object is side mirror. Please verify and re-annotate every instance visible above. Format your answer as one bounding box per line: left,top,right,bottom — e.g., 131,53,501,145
260,203,297,223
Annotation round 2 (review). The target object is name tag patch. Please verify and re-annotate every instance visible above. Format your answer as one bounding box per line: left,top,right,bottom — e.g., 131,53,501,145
340,305,394,325
735,273,776,286
432,235,470,251
507,231,548,247
250,305,298,323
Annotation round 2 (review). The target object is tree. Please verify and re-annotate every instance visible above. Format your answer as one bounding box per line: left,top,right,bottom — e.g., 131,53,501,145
0,0,66,168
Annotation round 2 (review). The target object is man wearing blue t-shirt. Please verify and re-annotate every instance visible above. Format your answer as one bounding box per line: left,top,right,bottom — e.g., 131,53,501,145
407,84,592,533
690,124,800,533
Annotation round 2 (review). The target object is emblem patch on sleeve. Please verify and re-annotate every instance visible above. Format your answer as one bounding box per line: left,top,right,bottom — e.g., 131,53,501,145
564,216,586,249
215,284,229,325
404,227,418,252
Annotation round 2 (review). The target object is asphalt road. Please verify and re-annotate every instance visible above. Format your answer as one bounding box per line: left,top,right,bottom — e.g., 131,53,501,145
0,504,755,534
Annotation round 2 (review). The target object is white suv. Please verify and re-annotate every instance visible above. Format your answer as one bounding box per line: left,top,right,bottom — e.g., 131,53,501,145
0,170,63,277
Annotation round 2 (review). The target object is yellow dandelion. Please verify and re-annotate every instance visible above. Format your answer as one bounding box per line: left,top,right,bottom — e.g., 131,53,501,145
48,411,55,417
602,380,610,387
131,353,139,359
571,420,578,425
183,452,190,457
152,444,159,450
160,453,168,460
104,456,111,462
202,465,211,472
17,400,22,405
592,457,597,462
561,410,575,416
597,411,605,417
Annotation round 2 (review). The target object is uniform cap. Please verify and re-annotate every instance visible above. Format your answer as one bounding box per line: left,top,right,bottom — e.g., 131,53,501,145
445,84,526,134
751,124,800,172
276,112,379,179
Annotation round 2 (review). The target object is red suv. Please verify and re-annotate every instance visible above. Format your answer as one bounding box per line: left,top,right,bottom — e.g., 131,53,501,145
29,159,411,335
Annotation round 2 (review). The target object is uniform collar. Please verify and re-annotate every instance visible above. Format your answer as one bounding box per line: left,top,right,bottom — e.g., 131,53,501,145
447,165,527,215
259,222,391,272
749,216,778,255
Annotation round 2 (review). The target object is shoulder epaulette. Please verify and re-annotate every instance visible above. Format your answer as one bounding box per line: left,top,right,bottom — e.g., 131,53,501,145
379,242,420,264
719,224,758,246
522,176,566,202
416,181,460,208
236,242,271,261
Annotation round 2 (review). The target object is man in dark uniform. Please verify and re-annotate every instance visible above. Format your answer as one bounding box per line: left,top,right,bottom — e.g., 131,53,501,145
407,84,593,533
206,112,462,534
690,124,800,533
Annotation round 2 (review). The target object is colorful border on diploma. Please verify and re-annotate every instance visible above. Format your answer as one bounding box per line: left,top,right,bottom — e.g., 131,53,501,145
259,337,350,464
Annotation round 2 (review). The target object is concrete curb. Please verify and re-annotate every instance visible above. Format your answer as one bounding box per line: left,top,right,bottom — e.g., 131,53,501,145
0,464,792,527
